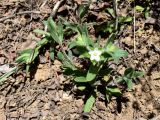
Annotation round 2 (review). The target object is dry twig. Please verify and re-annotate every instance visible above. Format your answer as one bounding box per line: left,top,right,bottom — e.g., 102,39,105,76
0,11,42,22
50,0,65,18
133,1,136,53
40,0,49,8
43,0,65,37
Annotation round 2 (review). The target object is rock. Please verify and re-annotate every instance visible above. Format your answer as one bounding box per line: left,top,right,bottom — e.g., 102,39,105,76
34,64,53,82
0,96,6,108
138,117,147,120
0,110,6,120
75,99,83,108
10,111,19,118
121,37,133,47
43,102,51,110
151,71,160,80
140,47,148,54
62,93,72,101
96,101,106,110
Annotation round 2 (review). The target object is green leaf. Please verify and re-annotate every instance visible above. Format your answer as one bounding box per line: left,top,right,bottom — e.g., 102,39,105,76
43,20,48,26
79,51,90,58
124,68,144,78
47,17,56,31
16,48,39,64
144,7,150,19
26,64,30,73
111,48,128,62
135,5,144,12
105,94,110,102
101,52,112,61
78,4,89,18
105,33,116,47
115,76,124,83
77,85,86,91
15,54,29,63
145,11,150,19
64,22,78,32
119,16,132,23
86,64,99,82
0,67,17,82
84,92,96,113
77,24,94,47
133,71,144,78
57,21,64,42
49,47,54,61
123,68,144,90
68,50,73,60
73,46,88,57
63,68,74,75
37,38,48,46
82,33,94,47
47,17,61,44
15,49,33,63
27,47,39,64
124,77,133,90
75,35,85,46
32,48,39,61
18,49,33,55
69,41,78,49
33,29,50,36
64,69,84,77
50,52,54,61
124,68,134,77
106,8,115,18
57,51,76,70
57,51,64,61
69,24,94,49
75,77,87,82
106,87,121,97
63,60,76,70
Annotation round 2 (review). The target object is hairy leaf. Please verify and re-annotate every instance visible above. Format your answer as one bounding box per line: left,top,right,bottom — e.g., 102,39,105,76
0,67,17,82
86,64,99,82
106,87,121,97
33,29,50,36
77,85,86,91
84,92,96,113
27,47,39,64
124,77,133,90
15,49,33,63
106,8,115,18
119,16,132,23
47,17,61,44
37,38,48,46
135,5,144,12
111,48,128,62
78,4,89,18
57,51,64,61
75,77,86,82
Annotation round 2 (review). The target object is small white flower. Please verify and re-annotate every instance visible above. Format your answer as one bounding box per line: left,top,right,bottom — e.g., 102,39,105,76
89,49,102,62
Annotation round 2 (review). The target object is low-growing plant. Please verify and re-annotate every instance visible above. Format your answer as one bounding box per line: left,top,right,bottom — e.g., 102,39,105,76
0,3,144,113
95,7,133,34
58,23,143,112
33,17,143,112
